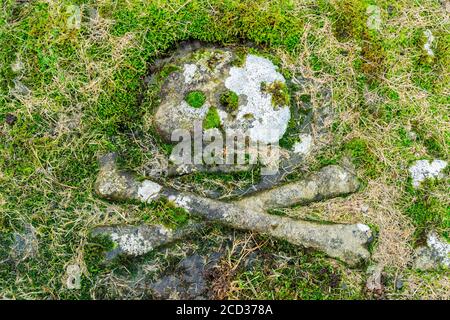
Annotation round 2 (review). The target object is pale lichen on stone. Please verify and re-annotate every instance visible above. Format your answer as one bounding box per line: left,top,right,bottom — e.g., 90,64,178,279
408,159,447,188
110,231,155,256
96,168,130,197
292,133,313,155
172,195,192,210
137,180,162,202
414,231,450,270
154,48,291,146
224,54,290,144
183,63,198,84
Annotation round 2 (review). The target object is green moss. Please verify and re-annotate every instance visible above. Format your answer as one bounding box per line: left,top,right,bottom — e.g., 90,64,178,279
278,114,301,150
231,48,248,67
344,138,381,179
159,64,181,79
330,0,386,83
219,90,239,112
405,180,449,240
261,80,290,107
139,198,190,229
191,49,226,70
185,90,206,108
203,106,221,129
84,234,115,276
360,35,386,83
331,0,368,41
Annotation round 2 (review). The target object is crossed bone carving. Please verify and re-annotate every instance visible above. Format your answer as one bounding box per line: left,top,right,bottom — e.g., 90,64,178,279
94,153,372,267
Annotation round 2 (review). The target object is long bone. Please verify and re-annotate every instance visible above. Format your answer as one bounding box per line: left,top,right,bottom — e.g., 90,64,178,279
94,153,372,266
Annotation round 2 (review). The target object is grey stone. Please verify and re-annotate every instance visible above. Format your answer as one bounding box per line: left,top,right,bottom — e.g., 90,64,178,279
11,78,31,97
94,154,372,266
179,254,207,298
206,252,224,269
94,153,139,201
150,275,183,299
153,46,291,145
365,264,385,297
236,165,360,211
413,231,449,271
92,223,204,260
149,254,208,300
395,279,404,290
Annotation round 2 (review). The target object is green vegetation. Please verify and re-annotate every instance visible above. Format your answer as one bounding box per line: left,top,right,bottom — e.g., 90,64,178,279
159,64,181,79
203,106,221,129
261,80,290,107
232,239,364,299
0,0,448,300
185,90,206,108
219,90,239,112
344,138,381,179
405,180,450,241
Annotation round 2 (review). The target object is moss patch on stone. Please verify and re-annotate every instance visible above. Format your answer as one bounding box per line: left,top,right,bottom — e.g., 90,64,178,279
261,80,290,107
159,64,181,79
220,90,239,112
185,90,206,108
203,106,221,129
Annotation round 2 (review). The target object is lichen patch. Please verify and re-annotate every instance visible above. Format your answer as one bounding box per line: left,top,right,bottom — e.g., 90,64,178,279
137,180,162,202
408,159,447,188
223,54,290,144
110,232,154,256
292,134,313,155
183,63,198,84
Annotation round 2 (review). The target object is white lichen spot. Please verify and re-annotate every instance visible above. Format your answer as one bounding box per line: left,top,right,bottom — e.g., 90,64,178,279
183,63,198,84
427,231,450,267
423,29,435,57
292,134,313,155
224,54,290,144
66,264,81,290
409,159,447,188
337,169,349,182
137,180,162,202
97,169,128,197
180,99,209,117
216,109,228,125
356,224,372,241
357,223,371,233
173,195,192,210
110,232,154,256
158,225,172,236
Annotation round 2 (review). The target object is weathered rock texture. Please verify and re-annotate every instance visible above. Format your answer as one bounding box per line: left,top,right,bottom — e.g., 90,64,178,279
408,159,447,188
92,223,204,260
413,231,450,270
149,253,212,299
94,153,372,266
142,43,337,204
153,47,291,144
